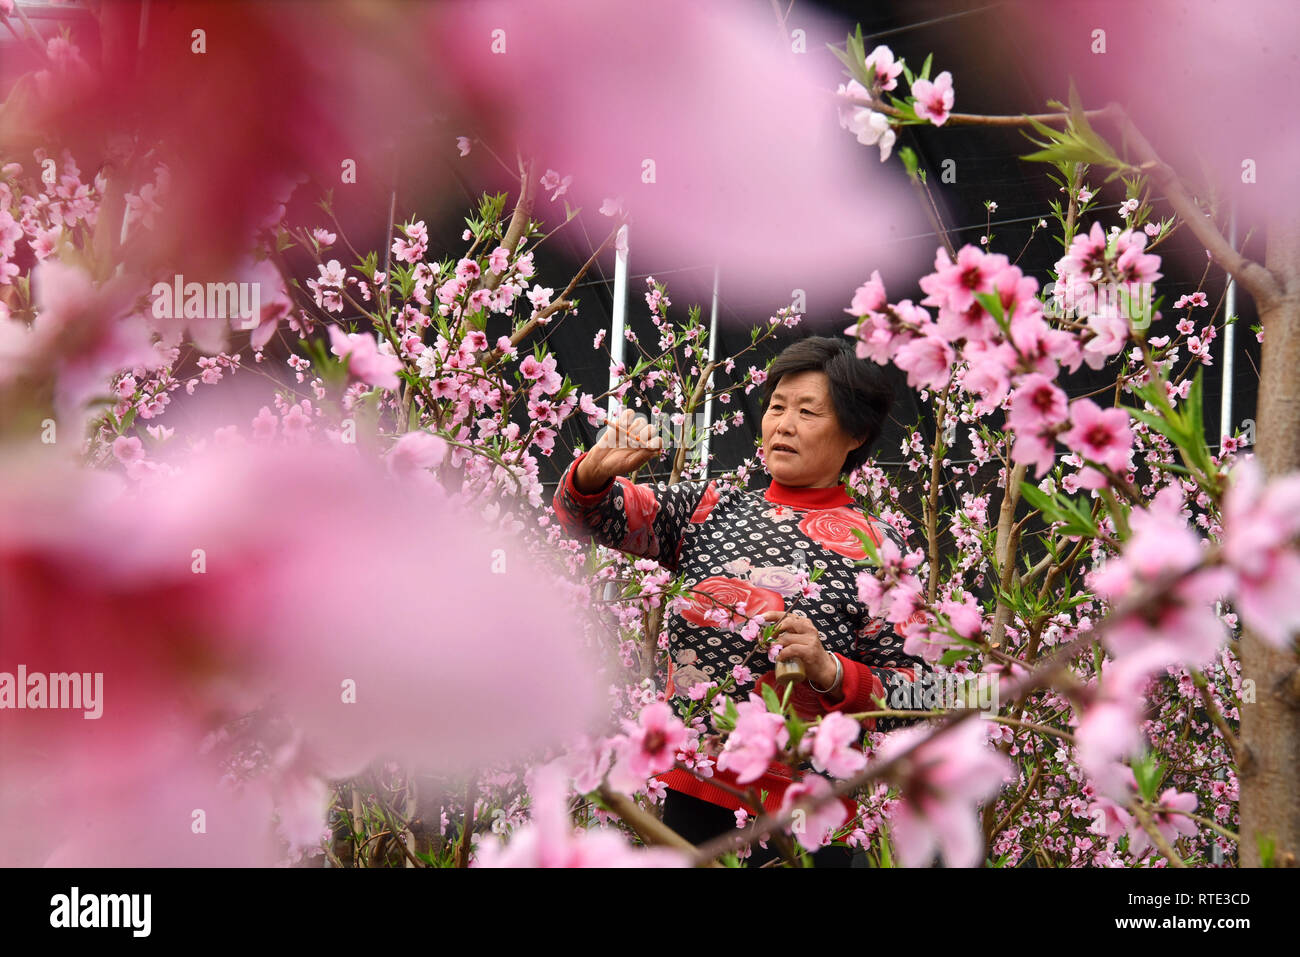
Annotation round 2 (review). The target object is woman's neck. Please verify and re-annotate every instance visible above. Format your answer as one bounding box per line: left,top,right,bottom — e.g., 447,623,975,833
763,479,852,510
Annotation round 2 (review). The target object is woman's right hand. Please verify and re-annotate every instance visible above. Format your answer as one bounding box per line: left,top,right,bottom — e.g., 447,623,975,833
574,409,663,493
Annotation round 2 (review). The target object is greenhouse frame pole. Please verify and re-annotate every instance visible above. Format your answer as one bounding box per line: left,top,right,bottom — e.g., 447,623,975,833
697,265,721,472
607,224,629,419
1219,206,1238,443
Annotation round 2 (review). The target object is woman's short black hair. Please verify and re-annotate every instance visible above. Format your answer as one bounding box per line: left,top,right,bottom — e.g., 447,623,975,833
762,336,893,475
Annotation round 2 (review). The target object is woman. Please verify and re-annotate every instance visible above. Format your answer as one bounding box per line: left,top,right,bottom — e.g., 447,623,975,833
553,336,926,865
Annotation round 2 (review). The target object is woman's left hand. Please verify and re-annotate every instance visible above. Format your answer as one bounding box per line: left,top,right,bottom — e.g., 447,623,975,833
762,610,838,689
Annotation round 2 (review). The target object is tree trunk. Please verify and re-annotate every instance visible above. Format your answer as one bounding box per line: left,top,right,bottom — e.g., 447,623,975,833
1238,217,1300,867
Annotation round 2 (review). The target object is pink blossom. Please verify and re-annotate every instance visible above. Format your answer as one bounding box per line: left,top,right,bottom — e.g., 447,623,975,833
251,406,278,440
433,0,921,316
940,596,983,641
716,694,788,784
475,763,687,867
386,430,448,482
1088,793,1134,845
910,70,954,126
520,355,545,380
780,775,848,851
281,404,311,439
864,44,903,91
1220,458,1300,648
810,712,867,779
527,284,554,312
893,332,954,391
920,245,1005,315
1011,430,1057,479
488,246,510,275
1057,222,1108,281
519,353,562,394
539,169,573,201
1081,311,1129,369
1061,398,1133,473
1011,310,1082,375
844,311,897,363
242,258,293,350
112,435,145,465
873,717,1012,867
936,299,998,345
328,326,403,390
15,261,163,432
1094,563,1229,676
839,99,897,161
1075,697,1144,800
391,221,428,263
608,701,689,792
991,262,1041,326
844,270,887,318
123,183,163,230
0,439,607,864
960,340,1015,413
1127,788,1198,857
1114,230,1162,285
1007,374,1068,433
578,392,604,425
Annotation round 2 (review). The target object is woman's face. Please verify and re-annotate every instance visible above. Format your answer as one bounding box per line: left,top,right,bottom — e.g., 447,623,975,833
761,370,864,488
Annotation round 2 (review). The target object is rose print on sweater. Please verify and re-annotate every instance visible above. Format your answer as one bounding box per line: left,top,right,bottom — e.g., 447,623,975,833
619,479,660,554
680,576,785,628
720,558,804,597
798,506,883,559
747,565,804,597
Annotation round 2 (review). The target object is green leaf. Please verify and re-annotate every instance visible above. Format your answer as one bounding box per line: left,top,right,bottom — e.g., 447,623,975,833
876,825,895,868
1132,751,1162,803
1018,481,1065,523
829,25,873,89
1126,406,1185,446
1186,370,1209,457
973,291,1007,334
898,145,920,180
760,681,783,715
850,526,881,566
919,52,933,82
939,646,976,666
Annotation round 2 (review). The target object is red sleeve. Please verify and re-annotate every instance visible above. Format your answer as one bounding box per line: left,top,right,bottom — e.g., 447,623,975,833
551,452,710,567
556,451,614,508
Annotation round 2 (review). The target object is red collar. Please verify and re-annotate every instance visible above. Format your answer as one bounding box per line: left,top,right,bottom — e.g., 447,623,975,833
763,480,853,510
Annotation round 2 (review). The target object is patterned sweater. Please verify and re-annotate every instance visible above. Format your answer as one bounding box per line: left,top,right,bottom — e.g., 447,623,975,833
554,453,928,815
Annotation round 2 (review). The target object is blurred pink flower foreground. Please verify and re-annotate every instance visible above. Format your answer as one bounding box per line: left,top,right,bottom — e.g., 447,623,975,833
0,438,605,865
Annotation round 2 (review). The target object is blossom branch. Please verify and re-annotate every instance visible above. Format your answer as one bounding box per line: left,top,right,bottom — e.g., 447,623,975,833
595,784,723,864
1191,668,1244,766
1107,106,1279,306
1129,801,1187,868
690,561,1206,865
483,155,535,292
